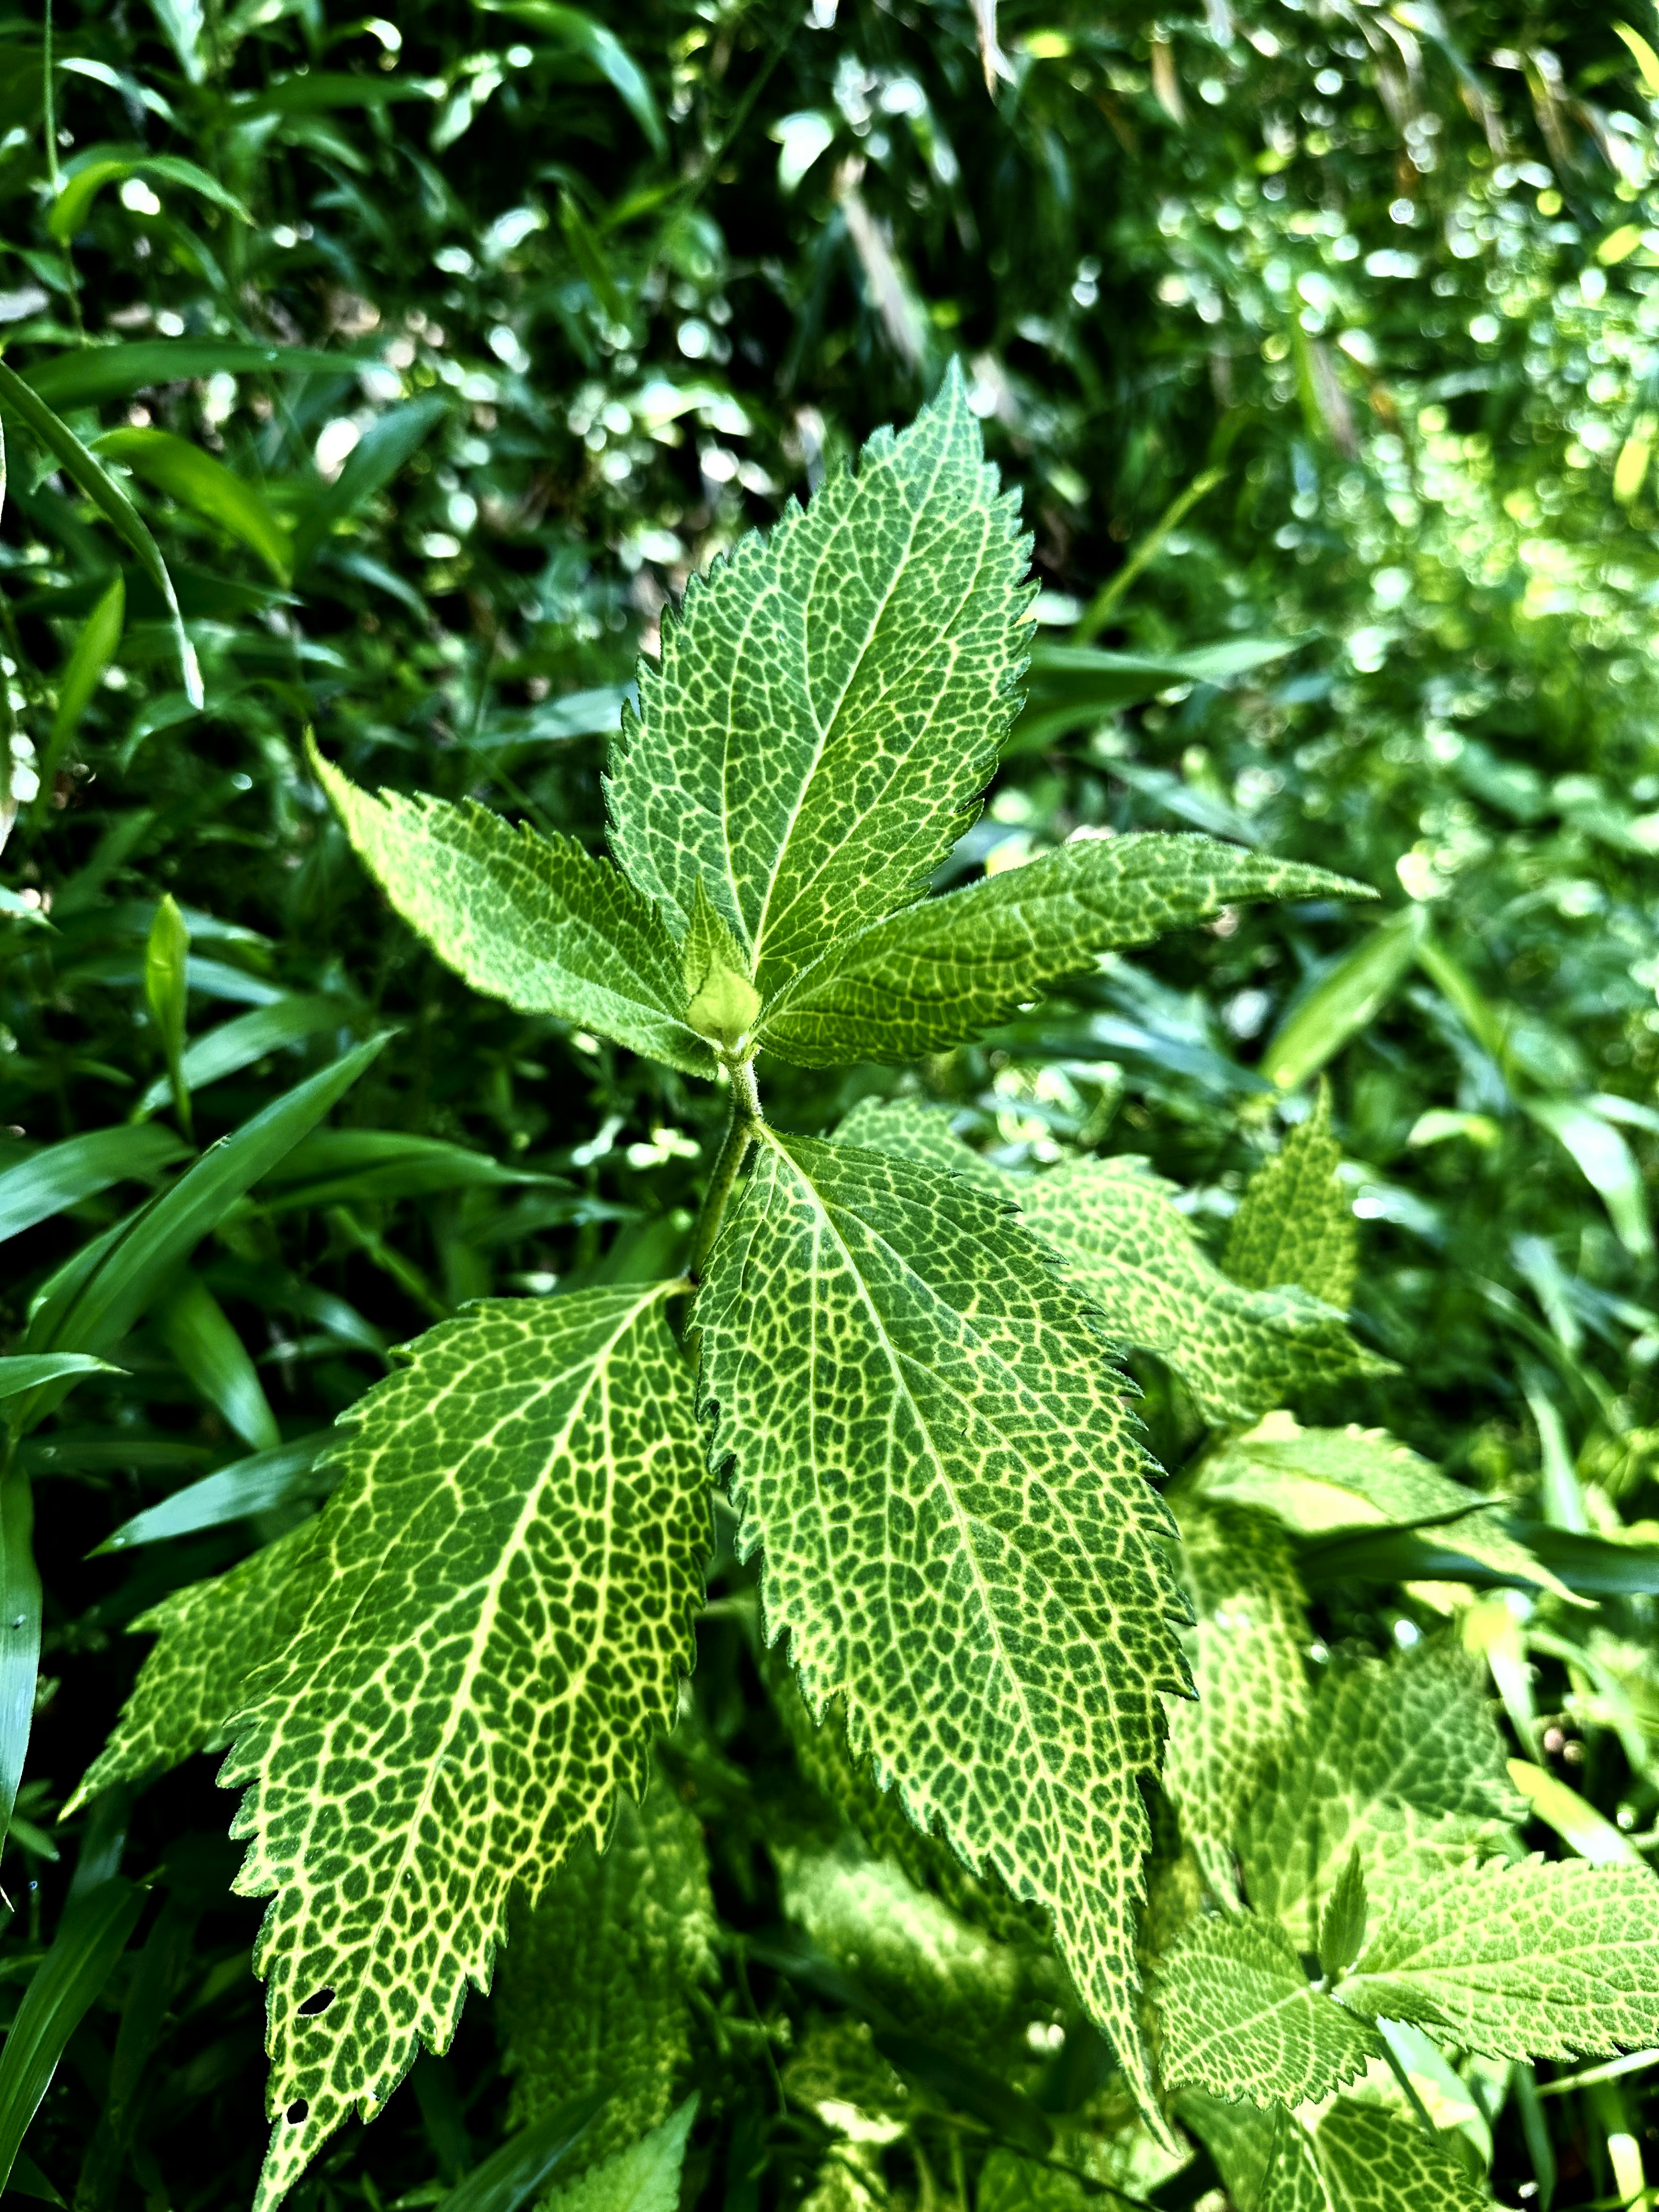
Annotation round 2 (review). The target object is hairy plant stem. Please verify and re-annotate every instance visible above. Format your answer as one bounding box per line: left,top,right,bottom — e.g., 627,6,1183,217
687,1056,762,1285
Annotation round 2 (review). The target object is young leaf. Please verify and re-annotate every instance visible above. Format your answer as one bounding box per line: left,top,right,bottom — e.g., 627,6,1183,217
312,747,714,1077
1223,1082,1356,1310
498,1773,715,2173
1239,1642,1524,1950
1318,1847,1368,1981
607,362,1033,1000
1338,1854,1659,2058
1018,1160,1388,1425
540,2095,696,2212
65,1518,324,1814
145,892,193,1140
1151,1910,1382,2105
696,1128,1185,2123
1162,1501,1309,1901
95,426,293,582
37,571,124,816
758,836,1368,1068
680,880,760,1050
221,1284,709,2211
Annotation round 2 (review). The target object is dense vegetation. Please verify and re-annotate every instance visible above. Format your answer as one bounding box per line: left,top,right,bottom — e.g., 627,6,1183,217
4,0,1659,2206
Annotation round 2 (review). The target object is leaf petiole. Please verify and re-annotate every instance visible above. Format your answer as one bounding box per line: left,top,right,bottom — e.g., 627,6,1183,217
686,1058,762,1285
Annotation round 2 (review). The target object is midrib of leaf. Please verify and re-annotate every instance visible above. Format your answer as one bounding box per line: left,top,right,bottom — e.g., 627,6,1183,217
413,1314,637,1854
746,432,957,977
793,1127,1101,1901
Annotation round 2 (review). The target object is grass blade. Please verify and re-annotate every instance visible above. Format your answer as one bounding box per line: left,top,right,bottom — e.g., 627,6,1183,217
0,1126,189,1246
94,428,292,582
23,1032,391,1367
0,362,202,708
0,1879,148,2193
36,572,123,821
95,1434,327,1554
435,2090,605,2212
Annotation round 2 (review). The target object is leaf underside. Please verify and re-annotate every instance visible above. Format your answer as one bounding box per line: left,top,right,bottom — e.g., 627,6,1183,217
221,1283,709,2211
607,361,1034,1000
758,835,1364,1068
695,1128,1185,2119
313,747,714,1076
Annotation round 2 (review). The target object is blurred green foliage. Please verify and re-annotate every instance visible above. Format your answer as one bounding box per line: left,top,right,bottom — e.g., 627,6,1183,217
3,0,1659,2204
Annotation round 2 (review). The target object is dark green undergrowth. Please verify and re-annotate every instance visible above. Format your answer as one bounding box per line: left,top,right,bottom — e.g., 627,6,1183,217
2,1,1659,2206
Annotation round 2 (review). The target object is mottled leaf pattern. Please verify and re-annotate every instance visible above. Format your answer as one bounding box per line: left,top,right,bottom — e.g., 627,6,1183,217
777,1840,1037,2053
1312,2100,1487,2212
313,747,714,1077
66,1518,322,1813
1019,1160,1388,1424
1339,1854,1659,2058
221,1285,709,2211
1223,1083,1356,1311
1162,1500,1309,1901
774,1662,1044,1946
830,1104,1385,1422
1239,1642,1523,1949
1182,2097,1486,2212
542,2096,697,2212
607,362,1033,997
696,1128,1185,2119
1152,1911,1382,2104
759,836,1361,1068
497,1770,715,2172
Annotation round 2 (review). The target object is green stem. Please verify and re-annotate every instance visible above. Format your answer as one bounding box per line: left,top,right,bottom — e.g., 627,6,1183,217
687,1058,761,1284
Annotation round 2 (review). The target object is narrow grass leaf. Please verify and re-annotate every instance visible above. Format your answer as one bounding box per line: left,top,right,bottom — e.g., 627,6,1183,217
0,1880,147,2192
0,362,201,706
95,428,292,582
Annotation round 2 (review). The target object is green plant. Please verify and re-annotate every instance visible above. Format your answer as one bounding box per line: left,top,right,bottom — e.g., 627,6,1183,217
65,365,1659,2212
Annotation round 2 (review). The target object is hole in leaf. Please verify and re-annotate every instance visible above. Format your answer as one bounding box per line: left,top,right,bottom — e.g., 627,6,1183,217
285,2100,309,2126
297,1988,335,2018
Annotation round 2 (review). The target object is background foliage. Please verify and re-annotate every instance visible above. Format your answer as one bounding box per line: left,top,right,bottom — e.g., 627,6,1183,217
3,0,1659,2203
